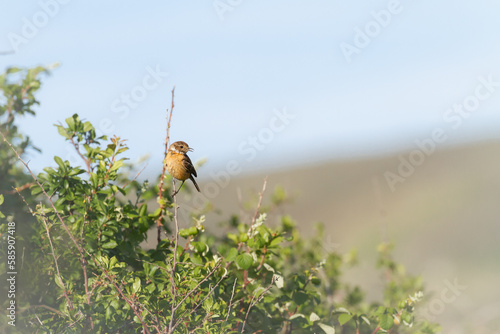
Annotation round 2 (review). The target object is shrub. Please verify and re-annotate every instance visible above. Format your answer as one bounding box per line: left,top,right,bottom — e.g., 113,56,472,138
0,66,441,333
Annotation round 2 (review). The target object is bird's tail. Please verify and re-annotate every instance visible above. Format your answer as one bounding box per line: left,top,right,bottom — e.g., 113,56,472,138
190,176,201,192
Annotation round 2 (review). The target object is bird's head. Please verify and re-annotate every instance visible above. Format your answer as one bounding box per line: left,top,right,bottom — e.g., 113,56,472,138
169,141,193,154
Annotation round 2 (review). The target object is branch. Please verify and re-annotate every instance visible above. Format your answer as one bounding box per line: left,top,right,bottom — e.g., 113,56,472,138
167,187,180,333
173,272,227,331
122,163,148,190
90,256,151,334
5,182,34,194
69,135,91,174
241,275,276,333
172,260,223,315
170,261,226,332
22,195,73,309
225,278,238,322
28,304,64,316
250,177,268,226
156,87,176,244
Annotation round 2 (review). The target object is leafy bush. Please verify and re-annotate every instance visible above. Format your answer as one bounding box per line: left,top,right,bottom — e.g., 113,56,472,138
0,66,441,333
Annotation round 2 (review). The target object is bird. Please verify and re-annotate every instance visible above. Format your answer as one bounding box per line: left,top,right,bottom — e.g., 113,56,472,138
165,141,200,196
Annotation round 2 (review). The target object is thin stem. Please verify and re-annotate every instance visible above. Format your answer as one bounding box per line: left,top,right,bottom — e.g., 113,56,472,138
122,163,148,190
5,182,33,194
241,276,276,333
173,273,227,330
168,179,180,333
172,261,223,314
225,278,238,322
15,189,73,309
70,135,91,174
90,256,151,334
156,87,176,244
250,177,268,226
170,261,225,332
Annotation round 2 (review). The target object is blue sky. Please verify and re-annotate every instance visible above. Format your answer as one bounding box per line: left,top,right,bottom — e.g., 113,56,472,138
1,0,500,177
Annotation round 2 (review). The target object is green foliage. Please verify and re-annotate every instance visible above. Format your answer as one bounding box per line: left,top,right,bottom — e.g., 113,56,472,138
0,65,59,330
0,66,442,333
0,65,54,203
0,195,4,219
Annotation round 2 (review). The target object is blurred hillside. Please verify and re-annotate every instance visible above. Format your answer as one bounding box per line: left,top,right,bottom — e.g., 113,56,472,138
195,140,500,333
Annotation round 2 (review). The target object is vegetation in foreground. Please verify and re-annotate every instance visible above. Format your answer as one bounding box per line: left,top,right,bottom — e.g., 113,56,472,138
0,66,441,333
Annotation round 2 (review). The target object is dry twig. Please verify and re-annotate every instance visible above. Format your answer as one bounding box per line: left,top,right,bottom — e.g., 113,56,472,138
250,177,268,226
225,278,238,322
167,189,180,333
156,87,176,244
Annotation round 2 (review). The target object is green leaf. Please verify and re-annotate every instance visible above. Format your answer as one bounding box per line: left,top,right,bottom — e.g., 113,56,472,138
190,242,208,256
55,275,64,290
401,310,413,325
379,314,394,330
109,256,118,268
115,186,126,195
374,306,386,316
292,291,308,305
318,323,336,334
83,121,93,132
226,248,238,262
150,208,162,218
56,125,70,139
310,312,320,322
188,226,198,236
360,314,370,326
179,229,190,238
117,146,128,154
146,283,156,294
54,156,66,171
102,240,118,249
31,186,43,196
289,313,306,320
274,274,284,289
338,313,353,326
269,236,284,248
106,305,113,320
89,173,98,187
7,67,22,74
227,233,238,244
109,160,123,172
132,277,141,294
138,204,148,216
68,168,85,176
65,115,77,130
333,308,351,315
235,253,253,270
203,296,214,311
0,195,5,218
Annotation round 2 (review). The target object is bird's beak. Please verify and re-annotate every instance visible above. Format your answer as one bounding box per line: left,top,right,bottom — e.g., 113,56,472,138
188,147,194,152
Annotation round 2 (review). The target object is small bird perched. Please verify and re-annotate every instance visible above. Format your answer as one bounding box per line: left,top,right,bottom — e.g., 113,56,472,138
165,141,200,196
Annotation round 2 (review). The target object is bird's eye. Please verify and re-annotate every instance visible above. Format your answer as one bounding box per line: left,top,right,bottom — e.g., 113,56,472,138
180,145,184,148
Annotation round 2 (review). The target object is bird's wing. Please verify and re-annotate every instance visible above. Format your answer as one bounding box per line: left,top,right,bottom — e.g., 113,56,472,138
183,155,197,177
